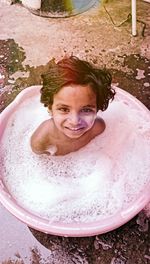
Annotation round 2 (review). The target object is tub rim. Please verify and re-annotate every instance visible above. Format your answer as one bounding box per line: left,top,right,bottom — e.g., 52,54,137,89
0,85,150,237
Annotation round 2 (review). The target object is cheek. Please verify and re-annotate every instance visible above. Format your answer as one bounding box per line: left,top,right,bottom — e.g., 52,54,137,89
82,113,96,126
52,114,65,126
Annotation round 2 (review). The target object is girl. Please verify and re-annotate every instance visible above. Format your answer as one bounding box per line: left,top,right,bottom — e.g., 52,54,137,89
30,56,115,155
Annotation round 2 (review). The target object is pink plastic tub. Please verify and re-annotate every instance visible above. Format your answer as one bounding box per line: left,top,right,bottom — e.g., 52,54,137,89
0,85,150,237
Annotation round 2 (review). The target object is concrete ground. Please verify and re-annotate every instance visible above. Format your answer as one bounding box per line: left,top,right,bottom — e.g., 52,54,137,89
0,0,150,263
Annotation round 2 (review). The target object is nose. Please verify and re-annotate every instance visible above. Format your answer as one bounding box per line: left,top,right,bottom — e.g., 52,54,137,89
68,112,81,126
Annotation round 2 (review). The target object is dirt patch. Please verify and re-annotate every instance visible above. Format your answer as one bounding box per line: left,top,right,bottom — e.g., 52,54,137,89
0,37,150,112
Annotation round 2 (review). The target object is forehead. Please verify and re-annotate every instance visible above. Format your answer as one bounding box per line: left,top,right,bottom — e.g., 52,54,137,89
53,84,96,105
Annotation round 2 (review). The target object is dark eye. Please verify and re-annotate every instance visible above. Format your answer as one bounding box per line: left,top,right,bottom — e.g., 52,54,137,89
58,107,69,113
81,108,95,113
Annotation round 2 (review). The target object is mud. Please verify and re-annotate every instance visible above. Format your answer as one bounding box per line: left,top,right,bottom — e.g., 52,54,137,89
28,216,150,264
0,38,149,111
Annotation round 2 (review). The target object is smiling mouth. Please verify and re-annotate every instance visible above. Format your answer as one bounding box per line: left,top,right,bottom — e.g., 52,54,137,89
65,127,85,132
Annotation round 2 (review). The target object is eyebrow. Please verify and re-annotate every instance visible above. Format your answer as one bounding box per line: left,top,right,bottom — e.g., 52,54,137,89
56,104,96,108
82,105,96,108
56,104,70,107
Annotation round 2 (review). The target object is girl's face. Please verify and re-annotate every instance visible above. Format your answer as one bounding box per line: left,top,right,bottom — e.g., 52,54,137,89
51,84,97,139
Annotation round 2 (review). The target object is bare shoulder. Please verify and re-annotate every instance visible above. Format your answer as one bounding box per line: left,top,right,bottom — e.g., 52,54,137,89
92,117,106,137
30,119,52,154
31,119,51,140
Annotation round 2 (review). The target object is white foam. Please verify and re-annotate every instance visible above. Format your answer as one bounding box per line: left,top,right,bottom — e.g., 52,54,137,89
0,91,150,223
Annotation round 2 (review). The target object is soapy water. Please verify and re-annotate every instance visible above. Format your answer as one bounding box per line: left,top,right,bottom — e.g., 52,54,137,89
0,91,150,223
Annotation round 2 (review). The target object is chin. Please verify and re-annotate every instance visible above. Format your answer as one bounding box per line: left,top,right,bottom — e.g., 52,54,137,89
67,135,83,139
65,130,87,139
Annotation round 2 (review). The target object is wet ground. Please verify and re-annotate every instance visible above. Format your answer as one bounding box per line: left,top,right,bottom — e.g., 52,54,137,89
0,0,150,263
0,204,150,263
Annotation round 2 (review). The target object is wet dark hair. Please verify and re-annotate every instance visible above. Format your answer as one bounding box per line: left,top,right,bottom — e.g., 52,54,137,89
40,56,115,111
